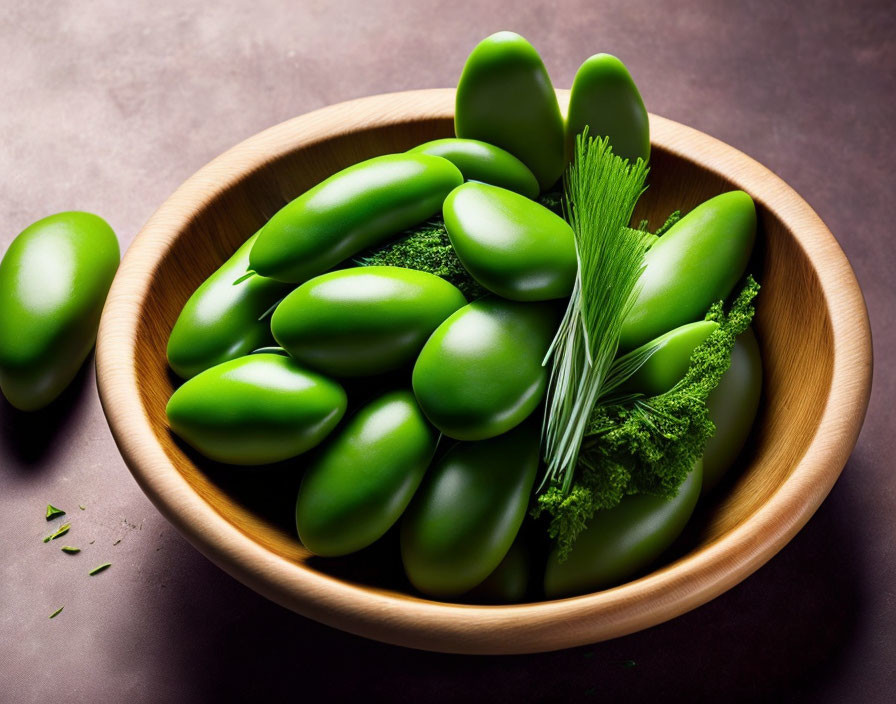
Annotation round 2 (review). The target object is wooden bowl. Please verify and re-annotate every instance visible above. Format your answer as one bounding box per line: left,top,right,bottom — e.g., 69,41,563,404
95,89,872,654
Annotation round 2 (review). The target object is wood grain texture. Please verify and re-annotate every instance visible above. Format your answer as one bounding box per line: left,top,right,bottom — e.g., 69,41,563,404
94,89,872,654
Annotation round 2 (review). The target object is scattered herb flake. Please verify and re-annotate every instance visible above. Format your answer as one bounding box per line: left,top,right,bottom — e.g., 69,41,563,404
113,539,121,546
44,523,71,542
88,563,111,576
60,546,80,554
49,606,64,619
45,504,65,520
89,540,95,545
79,505,86,511
623,659,637,668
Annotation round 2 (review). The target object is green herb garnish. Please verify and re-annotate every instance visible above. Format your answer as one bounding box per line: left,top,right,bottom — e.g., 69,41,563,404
356,218,485,299
534,277,760,558
49,606,64,619
79,505,86,511
44,523,71,542
88,563,111,576
539,132,649,495
45,504,65,520
113,539,121,546
654,210,681,235
60,546,80,554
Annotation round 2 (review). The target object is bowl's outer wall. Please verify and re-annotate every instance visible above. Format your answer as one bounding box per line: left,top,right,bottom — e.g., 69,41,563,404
96,89,872,654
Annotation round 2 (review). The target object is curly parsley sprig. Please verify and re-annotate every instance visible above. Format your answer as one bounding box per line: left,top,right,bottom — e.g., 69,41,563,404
533,275,760,560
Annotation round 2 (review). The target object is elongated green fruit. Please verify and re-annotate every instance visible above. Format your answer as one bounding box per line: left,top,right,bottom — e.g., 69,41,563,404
620,191,756,350
166,354,346,465
467,535,530,603
271,266,466,377
565,54,650,164
401,422,539,597
250,154,463,283
408,138,539,198
455,31,565,191
702,327,763,492
620,321,719,396
443,182,576,301
167,233,293,379
296,390,437,556
544,459,702,598
412,296,559,441
0,212,119,411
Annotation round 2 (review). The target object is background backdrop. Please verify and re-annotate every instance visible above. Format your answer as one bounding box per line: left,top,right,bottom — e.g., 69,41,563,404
1,1,893,701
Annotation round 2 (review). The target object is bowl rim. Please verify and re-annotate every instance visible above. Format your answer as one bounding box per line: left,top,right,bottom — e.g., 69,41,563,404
95,88,873,654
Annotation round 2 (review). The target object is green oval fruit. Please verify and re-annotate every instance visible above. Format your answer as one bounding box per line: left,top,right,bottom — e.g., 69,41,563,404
621,320,719,396
271,266,467,377
408,138,539,198
167,233,293,379
443,182,576,301
468,535,530,603
0,212,119,411
565,54,650,164
703,327,763,492
296,390,437,556
620,191,756,350
455,31,565,191
400,422,539,597
250,154,463,283
412,296,558,440
166,354,346,465
544,459,703,598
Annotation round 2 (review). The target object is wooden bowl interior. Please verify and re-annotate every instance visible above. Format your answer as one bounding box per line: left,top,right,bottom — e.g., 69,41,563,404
133,115,834,601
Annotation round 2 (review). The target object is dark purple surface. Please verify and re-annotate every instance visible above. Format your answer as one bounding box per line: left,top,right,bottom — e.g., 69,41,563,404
1,1,894,701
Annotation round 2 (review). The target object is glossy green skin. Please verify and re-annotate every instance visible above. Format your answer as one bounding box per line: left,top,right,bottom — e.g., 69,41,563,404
566,54,650,164
166,354,346,465
619,191,756,350
412,296,558,441
703,327,763,493
271,266,467,378
455,31,565,191
621,321,719,396
167,233,293,379
468,535,529,603
408,138,539,199
400,422,540,597
544,460,703,598
250,154,463,283
0,212,119,411
296,390,437,556
443,182,576,301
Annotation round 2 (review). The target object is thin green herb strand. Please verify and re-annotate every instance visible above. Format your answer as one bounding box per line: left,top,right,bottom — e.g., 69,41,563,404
44,523,71,542
540,132,649,495
49,606,64,619
88,563,111,576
